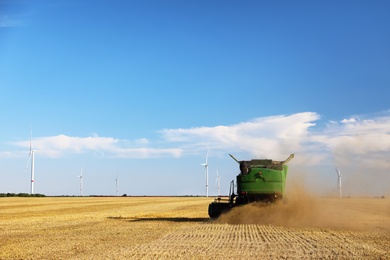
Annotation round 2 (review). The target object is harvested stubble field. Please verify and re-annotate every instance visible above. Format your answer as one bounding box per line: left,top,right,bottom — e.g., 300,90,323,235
0,196,389,259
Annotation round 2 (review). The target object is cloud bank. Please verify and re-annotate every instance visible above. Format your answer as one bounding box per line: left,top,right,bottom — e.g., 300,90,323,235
7,112,390,170
12,135,182,159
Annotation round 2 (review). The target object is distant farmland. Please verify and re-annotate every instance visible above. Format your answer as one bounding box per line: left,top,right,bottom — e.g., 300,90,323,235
0,196,389,259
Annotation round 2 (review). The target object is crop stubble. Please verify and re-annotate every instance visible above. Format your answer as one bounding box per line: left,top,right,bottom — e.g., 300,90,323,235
0,196,389,259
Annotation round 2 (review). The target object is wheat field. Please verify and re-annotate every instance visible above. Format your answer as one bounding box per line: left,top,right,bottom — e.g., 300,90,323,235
0,196,389,259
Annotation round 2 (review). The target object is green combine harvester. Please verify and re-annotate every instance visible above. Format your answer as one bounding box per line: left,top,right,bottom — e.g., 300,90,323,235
208,153,294,218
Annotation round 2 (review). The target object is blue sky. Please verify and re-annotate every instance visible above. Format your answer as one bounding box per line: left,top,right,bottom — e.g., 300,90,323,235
1,0,389,196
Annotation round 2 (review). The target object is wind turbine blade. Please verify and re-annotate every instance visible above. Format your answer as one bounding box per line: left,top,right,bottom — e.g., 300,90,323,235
200,150,210,197
25,129,33,169
25,154,31,170
29,127,32,151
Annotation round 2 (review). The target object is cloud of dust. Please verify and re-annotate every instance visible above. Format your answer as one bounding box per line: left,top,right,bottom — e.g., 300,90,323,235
214,182,389,232
215,183,323,228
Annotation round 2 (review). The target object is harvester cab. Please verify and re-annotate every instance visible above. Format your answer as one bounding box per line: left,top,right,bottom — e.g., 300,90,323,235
208,153,294,218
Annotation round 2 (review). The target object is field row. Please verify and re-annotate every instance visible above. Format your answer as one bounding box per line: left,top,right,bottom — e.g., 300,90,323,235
125,223,389,259
0,197,389,259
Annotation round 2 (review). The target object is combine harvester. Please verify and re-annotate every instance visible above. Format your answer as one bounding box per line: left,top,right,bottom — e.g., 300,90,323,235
208,153,294,218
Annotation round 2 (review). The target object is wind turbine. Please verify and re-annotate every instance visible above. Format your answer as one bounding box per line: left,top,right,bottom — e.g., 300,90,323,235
115,175,119,196
26,130,37,195
201,151,209,197
335,168,342,198
77,168,83,196
216,169,220,196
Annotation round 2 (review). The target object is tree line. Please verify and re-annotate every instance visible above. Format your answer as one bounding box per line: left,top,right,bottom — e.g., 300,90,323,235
0,193,46,197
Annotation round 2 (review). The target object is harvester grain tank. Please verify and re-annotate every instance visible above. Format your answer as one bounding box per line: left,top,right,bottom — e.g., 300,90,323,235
208,153,294,218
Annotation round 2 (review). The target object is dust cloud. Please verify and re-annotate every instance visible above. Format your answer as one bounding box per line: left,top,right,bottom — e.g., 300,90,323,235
214,183,390,233
215,184,321,227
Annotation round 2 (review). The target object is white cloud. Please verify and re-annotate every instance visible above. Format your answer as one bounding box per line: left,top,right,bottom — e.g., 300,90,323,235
135,138,150,145
161,111,390,170
319,115,390,168
341,117,357,124
6,111,390,170
12,134,181,159
161,112,319,160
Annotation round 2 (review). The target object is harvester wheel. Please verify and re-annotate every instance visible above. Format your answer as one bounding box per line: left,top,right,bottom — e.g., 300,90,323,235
235,196,248,205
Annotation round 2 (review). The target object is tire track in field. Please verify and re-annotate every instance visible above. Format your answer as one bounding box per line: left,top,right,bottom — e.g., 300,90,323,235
125,224,388,259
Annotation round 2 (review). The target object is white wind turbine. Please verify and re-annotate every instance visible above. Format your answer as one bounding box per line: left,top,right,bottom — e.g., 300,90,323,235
335,168,342,198
216,169,220,196
77,168,83,196
115,175,119,196
26,131,37,195
201,151,209,197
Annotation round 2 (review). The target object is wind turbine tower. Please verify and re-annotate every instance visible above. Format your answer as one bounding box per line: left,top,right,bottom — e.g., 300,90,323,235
201,152,209,197
336,168,342,198
77,168,83,196
27,132,37,195
115,175,119,196
216,169,220,196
